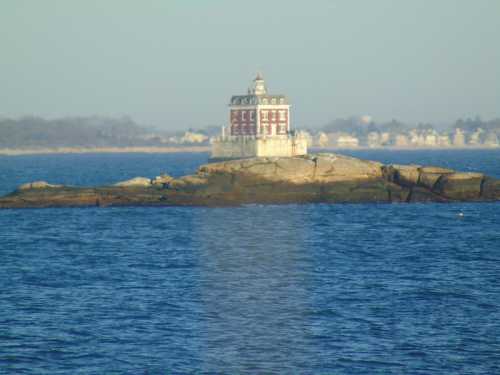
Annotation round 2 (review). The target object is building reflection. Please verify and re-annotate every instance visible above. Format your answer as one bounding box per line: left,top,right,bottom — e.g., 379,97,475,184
190,205,316,373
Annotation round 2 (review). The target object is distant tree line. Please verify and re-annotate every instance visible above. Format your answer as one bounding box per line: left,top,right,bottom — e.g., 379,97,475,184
0,116,168,148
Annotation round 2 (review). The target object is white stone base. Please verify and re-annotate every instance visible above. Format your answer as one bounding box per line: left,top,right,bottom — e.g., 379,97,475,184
211,135,307,160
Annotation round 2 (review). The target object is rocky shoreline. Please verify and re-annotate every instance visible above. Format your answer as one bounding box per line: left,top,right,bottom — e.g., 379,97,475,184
1,153,499,209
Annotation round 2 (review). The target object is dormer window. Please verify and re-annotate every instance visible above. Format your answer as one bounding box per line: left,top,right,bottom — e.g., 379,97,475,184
271,98,277,104
262,98,268,104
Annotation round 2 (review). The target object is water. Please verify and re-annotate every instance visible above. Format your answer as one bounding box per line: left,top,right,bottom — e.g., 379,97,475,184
1,150,500,374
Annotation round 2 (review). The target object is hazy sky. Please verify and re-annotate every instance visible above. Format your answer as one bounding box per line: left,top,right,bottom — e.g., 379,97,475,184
1,0,499,130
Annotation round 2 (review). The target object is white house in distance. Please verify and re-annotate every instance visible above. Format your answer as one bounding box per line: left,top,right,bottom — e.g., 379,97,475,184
211,74,308,160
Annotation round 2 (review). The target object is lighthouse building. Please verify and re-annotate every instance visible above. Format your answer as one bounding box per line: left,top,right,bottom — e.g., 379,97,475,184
211,74,308,160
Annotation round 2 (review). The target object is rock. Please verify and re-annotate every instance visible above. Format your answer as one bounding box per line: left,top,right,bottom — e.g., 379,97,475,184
274,157,316,182
114,177,152,187
419,172,443,190
420,166,454,174
434,172,484,201
482,177,500,200
2,153,500,208
199,154,382,185
152,174,174,186
17,181,63,190
312,154,383,181
383,164,421,187
408,187,449,203
169,175,208,192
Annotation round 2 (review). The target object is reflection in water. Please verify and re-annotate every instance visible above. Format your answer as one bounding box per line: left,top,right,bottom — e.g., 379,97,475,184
192,205,315,373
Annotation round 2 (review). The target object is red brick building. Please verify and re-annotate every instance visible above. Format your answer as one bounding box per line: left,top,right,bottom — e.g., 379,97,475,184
228,73,290,137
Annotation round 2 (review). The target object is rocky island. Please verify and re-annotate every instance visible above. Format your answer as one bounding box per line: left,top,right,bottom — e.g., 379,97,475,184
1,153,499,209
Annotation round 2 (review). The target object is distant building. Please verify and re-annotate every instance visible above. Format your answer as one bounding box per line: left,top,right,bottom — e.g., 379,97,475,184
424,132,438,147
296,130,313,147
180,131,208,144
211,74,307,159
484,132,499,147
367,132,381,148
394,134,409,147
453,128,466,147
316,132,329,147
336,134,359,148
438,134,451,147
380,132,391,145
469,128,484,146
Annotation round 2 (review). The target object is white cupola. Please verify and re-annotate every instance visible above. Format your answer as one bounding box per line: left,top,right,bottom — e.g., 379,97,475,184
251,72,267,95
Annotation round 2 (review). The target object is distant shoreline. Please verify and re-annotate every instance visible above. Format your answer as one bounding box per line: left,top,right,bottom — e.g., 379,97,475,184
0,146,211,156
311,146,500,151
0,145,499,156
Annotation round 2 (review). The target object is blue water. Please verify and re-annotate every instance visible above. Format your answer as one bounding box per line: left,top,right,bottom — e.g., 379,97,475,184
1,150,500,374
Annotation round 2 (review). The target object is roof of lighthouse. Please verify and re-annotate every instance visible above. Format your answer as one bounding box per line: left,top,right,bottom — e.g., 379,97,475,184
230,74,289,106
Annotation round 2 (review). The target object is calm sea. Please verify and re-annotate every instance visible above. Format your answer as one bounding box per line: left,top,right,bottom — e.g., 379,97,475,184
1,150,500,375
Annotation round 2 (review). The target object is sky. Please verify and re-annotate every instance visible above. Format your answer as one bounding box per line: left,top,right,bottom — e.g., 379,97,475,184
1,0,499,130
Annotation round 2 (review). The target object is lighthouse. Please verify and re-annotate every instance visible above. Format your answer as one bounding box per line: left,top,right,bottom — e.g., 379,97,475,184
211,74,307,160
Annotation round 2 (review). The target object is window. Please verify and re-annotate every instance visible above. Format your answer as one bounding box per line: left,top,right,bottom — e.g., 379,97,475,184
279,98,285,104
271,111,276,121
279,110,286,120
241,111,247,121
261,110,268,121
262,98,268,104
271,98,277,104
249,111,255,121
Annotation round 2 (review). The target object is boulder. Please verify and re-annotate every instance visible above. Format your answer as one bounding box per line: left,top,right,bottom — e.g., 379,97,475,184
169,175,208,192
199,158,278,178
114,177,152,187
419,172,443,191
274,157,316,182
482,177,500,200
17,181,63,191
420,166,455,174
383,164,421,187
312,154,383,181
152,174,174,186
434,172,484,200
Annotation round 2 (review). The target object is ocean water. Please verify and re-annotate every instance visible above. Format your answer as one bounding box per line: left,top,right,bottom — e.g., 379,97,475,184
1,150,500,374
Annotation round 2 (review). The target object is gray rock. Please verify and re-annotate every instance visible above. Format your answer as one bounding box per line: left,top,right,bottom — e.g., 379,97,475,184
383,164,421,187
2,153,500,208
152,174,174,186
434,172,484,200
17,181,63,190
114,177,152,187
419,172,443,190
